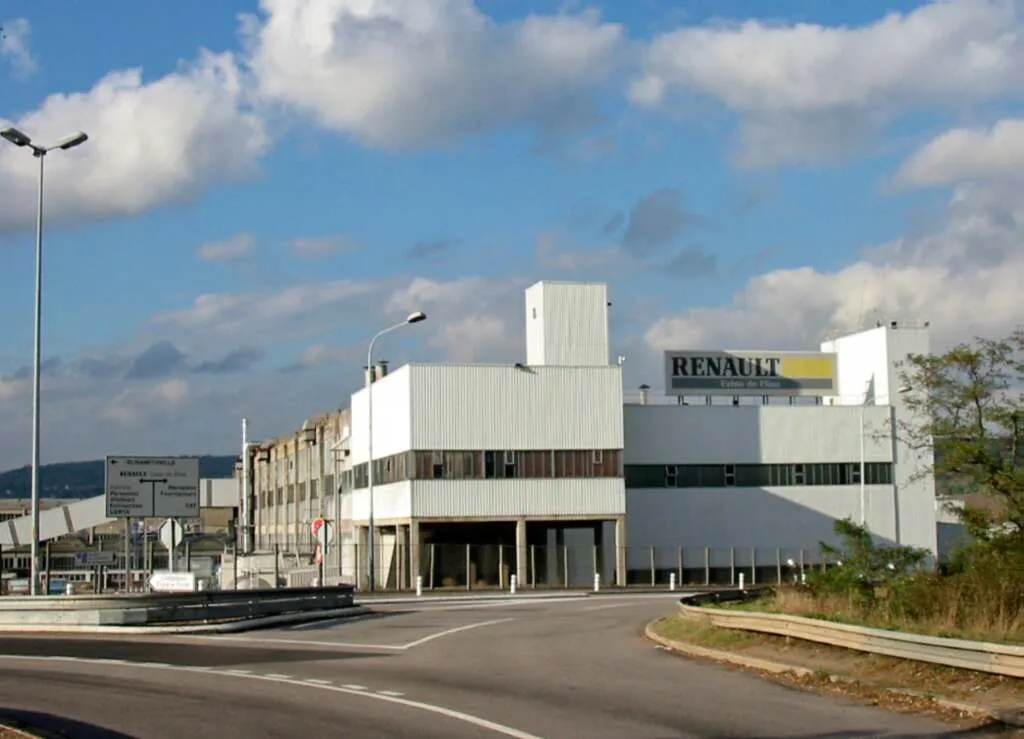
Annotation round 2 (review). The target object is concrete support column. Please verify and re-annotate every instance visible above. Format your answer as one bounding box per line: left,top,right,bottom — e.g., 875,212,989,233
396,524,409,589
357,525,369,589
409,519,421,589
515,518,527,584
614,516,627,587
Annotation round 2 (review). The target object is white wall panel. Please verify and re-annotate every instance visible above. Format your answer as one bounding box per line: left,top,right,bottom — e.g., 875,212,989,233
349,481,411,521
349,366,413,465
626,485,901,549
624,405,894,464
525,281,609,367
409,364,623,450
412,479,624,518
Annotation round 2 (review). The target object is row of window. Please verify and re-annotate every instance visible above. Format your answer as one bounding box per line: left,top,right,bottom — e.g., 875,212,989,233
342,449,624,489
624,462,894,489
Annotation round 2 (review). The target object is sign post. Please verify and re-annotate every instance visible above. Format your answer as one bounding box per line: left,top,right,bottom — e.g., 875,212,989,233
159,519,185,573
312,518,333,587
106,456,199,581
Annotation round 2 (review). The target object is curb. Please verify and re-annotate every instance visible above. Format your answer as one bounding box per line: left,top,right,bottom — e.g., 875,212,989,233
0,606,373,636
643,618,1024,728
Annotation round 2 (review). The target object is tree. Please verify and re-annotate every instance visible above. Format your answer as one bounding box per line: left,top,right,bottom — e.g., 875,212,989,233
895,327,1024,545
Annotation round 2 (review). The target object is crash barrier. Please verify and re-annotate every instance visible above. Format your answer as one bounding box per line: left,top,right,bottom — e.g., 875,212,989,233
678,589,1024,678
0,585,355,628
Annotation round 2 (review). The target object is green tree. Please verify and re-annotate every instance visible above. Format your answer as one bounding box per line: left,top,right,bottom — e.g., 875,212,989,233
895,328,1024,545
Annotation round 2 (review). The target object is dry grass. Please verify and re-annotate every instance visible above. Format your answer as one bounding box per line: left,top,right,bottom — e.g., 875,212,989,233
650,614,1024,727
727,581,1024,644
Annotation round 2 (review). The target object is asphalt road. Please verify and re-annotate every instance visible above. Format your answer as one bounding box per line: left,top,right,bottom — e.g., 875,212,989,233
0,593,1012,738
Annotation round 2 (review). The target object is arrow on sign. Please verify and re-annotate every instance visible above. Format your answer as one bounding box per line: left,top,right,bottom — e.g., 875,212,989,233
141,478,167,515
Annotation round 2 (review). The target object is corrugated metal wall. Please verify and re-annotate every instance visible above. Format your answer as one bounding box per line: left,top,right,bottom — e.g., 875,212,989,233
349,366,412,464
624,405,894,464
411,479,625,518
408,364,624,450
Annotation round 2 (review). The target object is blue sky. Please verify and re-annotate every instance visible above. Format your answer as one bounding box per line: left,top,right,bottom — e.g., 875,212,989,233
0,0,1022,469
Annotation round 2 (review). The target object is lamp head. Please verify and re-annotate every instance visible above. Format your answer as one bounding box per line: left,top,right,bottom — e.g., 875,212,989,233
0,127,31,148
406,311,427,324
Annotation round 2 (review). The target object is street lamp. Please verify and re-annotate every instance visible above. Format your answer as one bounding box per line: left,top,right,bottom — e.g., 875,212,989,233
366,311,426,592
859,383,913,529
2,126,89,596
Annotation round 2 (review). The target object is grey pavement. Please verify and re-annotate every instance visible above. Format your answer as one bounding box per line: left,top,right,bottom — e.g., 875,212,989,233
0,593,1015,738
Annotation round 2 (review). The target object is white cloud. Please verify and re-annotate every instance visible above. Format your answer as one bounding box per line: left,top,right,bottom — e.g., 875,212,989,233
197,232,255,261
644,182,1024,356
0,376,27,405
896,117,1024,187
1,18,36,77
241,0,624,148
0,50,270,231
290,234,358,257
100,378,189,426
631,0,1024,166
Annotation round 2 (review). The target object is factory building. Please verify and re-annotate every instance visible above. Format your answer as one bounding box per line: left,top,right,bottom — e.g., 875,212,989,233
244,280,938,589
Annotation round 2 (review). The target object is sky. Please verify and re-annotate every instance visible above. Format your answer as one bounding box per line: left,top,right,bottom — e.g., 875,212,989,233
0,0,1022,470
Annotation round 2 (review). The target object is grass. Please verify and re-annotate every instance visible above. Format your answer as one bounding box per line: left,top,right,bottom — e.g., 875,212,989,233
717,583,1024,644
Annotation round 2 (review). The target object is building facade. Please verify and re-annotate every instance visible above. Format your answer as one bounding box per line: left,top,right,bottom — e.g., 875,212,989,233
242,280,939,589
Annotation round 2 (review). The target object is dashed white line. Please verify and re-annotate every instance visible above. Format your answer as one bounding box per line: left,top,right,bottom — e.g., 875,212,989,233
0,656,544,739
265,673,292,679
305,678,332,685
225,669,252,675
378,690,404,697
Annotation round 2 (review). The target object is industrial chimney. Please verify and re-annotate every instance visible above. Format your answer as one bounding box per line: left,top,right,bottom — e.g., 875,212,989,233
638,384,650,405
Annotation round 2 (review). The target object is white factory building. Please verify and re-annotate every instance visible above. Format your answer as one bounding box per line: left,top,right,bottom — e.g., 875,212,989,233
246,280,937,589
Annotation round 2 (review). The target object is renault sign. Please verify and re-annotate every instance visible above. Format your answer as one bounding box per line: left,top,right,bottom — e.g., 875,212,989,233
664,350,838,396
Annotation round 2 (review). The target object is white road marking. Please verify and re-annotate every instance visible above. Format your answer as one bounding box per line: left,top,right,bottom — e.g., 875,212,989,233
133,661,172,667
305,678,332,685
580,602,644,612
225,669,252,675
187,617,515,652
265,673,293,679
0,655,545,739
378,690,404,697
399,618,515,649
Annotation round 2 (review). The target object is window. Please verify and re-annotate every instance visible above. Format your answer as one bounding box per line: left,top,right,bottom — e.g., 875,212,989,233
592,450,604,464
724,464,736,487
432,451,443,479
793,464,805,485
623,462,894,489
665,464,677,487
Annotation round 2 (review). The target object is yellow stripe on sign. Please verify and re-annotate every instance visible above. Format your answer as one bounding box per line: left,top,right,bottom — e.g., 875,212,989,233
780,355,836,379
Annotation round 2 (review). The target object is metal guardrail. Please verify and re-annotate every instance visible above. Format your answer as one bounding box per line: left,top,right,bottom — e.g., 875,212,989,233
0,585,356,628
678,590,1024,678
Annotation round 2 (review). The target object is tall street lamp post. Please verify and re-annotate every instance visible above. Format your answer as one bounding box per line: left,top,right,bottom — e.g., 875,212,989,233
366,311,426,592
1,126,89,596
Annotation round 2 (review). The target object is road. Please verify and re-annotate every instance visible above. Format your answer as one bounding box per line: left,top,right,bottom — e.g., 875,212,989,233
0,593,1010,738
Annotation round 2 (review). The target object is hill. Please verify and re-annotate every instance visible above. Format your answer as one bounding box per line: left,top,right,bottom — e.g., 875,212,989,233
0,456,237,499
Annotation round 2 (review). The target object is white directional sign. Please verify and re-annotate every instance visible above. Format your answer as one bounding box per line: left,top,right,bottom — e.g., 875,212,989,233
159,519,185,552
105,455,200,518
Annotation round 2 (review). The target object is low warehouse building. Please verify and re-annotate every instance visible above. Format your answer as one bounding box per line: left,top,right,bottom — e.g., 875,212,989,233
244,280,938,589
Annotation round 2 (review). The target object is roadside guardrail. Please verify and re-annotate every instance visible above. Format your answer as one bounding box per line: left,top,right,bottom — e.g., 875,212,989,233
678,589,1024,678
0,585,355,629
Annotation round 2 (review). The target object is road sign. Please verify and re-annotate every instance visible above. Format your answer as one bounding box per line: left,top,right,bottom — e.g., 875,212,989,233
312,518,333,548
149,570,196,593
74,551,117,567
159,519,185,552
105,455,200,518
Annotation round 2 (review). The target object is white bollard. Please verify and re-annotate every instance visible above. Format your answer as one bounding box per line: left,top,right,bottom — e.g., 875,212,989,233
593,572,600,592
416,575,423,597
510,574,517,594
669,572,676,591
738,572,745,591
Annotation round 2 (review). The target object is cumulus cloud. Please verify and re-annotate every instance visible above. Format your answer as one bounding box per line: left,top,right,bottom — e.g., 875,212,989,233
101,378,190,426
197,233,254,261
0,50,270,231
631,0,1024,166
644,182,1024,357
896,117,1024,187
241,0,625,149
1,18,36,77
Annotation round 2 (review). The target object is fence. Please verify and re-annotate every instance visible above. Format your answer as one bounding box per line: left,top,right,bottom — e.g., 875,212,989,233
3,539,831,593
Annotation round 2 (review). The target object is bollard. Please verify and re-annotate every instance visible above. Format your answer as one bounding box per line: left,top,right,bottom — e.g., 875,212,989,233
510,574,517,594
593,572,600,592
800,572,806,585
738,572,745,591
669,572,676,592
416,575,423,597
